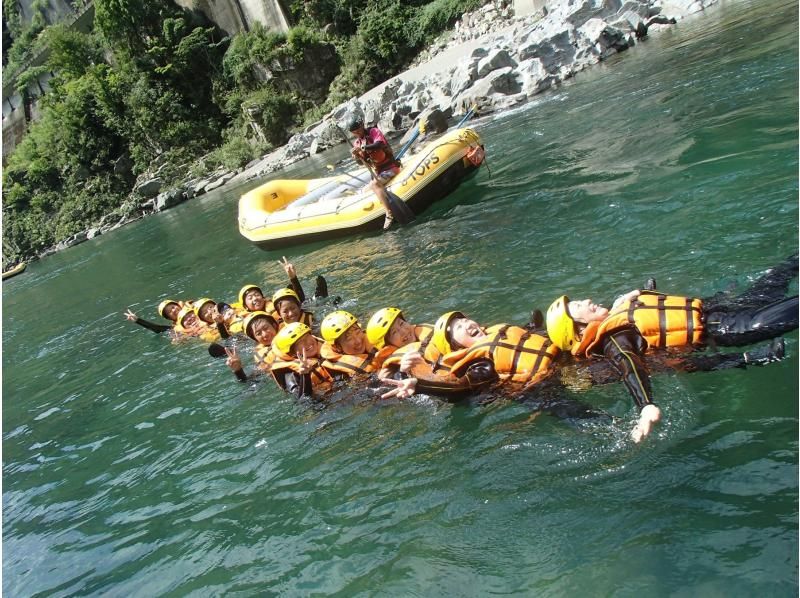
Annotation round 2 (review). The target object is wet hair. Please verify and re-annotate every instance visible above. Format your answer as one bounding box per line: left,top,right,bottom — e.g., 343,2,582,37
348,118,364,132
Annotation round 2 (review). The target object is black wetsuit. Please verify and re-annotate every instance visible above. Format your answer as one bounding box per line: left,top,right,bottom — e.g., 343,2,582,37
701,254,798,346
132,317,173,333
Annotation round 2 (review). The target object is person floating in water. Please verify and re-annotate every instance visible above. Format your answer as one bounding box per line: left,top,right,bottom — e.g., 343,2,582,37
544,255,798,440
124,299,191,333
225,311,280,382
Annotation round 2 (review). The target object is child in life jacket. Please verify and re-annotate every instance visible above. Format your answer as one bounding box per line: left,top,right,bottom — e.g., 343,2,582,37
365,307,433,351
318,311,394,380
269,322,337,399
172,305,221,343
380,311,556,402
225,311,280,382
272,288,314,328
124,299,189,333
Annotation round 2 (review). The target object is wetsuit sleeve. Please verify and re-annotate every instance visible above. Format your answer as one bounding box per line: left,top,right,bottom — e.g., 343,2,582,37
216,322,230,339
289,275,306,303
232,367,248,382
283,371,313,398
413,358,498,397
134,317,173,333
598,326,655,411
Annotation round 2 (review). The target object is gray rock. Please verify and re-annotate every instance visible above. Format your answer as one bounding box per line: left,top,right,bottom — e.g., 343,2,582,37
155,188,187,211
476,48,518,78
134,177,163,198
86,227,101,240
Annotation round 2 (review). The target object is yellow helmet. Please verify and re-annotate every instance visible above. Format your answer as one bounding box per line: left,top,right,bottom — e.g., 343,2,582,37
177,305,197,328
157,299,180,319
193,298,216,322
238,284,262,306
432,311,466,355
273,322,311,355
242,311,278,341
272,287,300,309
546,295,578,351
366,307,403,349
321,310,358,343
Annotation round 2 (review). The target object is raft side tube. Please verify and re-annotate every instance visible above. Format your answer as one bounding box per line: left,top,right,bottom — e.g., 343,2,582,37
239,177,339,216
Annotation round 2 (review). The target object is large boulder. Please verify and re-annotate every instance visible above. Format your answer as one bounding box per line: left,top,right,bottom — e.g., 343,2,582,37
155,188,187,211
133,177,163,198
476,48,518,78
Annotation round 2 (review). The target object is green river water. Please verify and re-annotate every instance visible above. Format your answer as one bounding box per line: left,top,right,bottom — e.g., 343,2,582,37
3,0,798,594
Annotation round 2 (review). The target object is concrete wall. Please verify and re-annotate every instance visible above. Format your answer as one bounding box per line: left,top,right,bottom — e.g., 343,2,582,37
174,0,290,36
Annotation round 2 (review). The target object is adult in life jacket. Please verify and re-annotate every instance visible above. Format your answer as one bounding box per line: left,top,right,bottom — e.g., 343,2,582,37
269,322,339,399
547,255,798,356
380,311,559,401
319,310,395,380
124,298,190,333
545,258,798,442
172,305,221,343
348,118,401,230
225,311,280,382
272,288,314,329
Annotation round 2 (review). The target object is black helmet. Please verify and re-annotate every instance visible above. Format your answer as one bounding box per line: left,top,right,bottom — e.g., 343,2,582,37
348,118,364,132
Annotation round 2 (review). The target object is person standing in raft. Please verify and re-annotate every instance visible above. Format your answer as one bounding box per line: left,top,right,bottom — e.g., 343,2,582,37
124,299,190,333
349,118,402,230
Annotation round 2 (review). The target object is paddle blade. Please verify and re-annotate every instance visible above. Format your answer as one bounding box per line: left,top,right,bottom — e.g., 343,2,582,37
386,192,416,225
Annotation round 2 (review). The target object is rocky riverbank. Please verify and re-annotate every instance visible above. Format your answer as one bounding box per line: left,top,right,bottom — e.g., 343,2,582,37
33,0,718,261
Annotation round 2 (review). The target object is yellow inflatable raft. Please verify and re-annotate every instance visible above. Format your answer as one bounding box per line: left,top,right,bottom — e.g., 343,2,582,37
238,127,484,248
2,262,26,280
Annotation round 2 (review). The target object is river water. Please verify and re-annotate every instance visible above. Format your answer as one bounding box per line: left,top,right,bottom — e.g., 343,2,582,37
4,0,797,594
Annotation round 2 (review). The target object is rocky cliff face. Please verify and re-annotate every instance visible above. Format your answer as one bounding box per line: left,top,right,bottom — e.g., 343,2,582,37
172,0,290,35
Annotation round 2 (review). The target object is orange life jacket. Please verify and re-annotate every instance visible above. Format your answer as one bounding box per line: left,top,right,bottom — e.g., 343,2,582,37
253,344,275,373
174,322,221,343
357,128,397,171
381,325,448,373
269,355,335,393
320,343,395,377
442,324,559,385
576,292,704,356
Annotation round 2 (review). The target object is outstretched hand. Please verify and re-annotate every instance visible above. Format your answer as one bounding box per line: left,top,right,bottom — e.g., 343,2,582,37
631,403,661,443
124,309,137,321
225,346,242,371
296,347,315,375
279,256,296,279
613,289,642,309
379,377,417,400
399,351,425,374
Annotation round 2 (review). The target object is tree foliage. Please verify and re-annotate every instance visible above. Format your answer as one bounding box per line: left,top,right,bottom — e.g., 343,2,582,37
3,0,485,264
